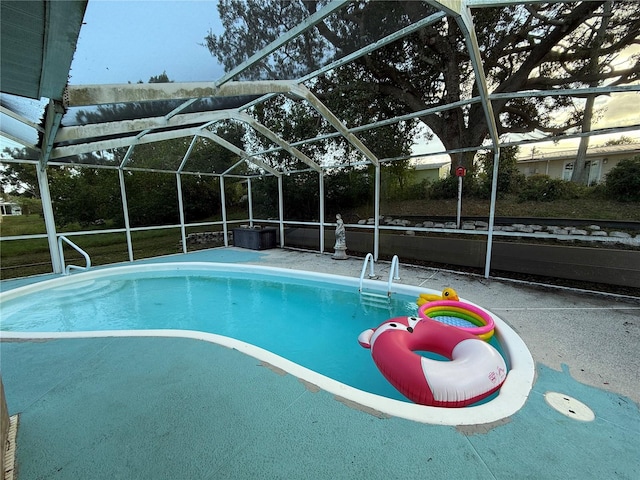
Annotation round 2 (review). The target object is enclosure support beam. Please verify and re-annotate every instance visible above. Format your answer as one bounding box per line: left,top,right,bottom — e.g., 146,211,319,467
165,99,199,121
458,11,501,278
197,130,282,177
247,178,254,228
374,165,381,261
241,10,447,114
214,0,349,87
120,144,136,169
177,137,197,251
176,173,187,254
220,176,228,247
65,80,297,107
177,136,198,173
36,166,62,273
290,84,380,167
39,100,64,168
118,169,134,262
319,171,325,253
56,110,234,144
484,148,500,278
236,113,321,172
38,102,64,273
278,177,285,248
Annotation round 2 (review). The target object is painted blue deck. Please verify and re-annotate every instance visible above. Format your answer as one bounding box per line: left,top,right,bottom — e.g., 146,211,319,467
1,248,639,479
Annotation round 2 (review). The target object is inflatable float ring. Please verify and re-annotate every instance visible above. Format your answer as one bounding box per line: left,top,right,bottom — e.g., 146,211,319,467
358,316,507,407
418,300,495,340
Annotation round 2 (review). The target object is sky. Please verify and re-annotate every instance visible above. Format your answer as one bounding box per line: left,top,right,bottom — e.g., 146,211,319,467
69,0,225,85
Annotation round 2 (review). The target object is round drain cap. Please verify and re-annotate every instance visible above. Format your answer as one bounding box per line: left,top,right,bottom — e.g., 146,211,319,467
544,392,595,421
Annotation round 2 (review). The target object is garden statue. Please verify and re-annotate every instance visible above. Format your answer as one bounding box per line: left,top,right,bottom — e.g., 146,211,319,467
333,214,348,260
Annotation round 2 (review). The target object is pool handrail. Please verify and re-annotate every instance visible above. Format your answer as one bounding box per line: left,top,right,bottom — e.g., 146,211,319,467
387,255,400,296
358,253,376,292
58,235,91,275
359,253,401,297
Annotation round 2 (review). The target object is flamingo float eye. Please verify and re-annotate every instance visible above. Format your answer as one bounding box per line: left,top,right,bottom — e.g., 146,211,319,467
388,322,413,332
388,321,415,333
369,320,416,347
407,317,421,330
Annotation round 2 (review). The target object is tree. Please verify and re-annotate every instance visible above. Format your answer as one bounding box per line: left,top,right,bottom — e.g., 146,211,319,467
600,136,635,147
148,71,171,84
205,1,640,172
477,146,524,198
1,147,40,197
48,166,122,228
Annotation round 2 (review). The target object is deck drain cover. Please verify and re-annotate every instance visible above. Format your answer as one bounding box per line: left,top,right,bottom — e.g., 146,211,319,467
544,392,594,421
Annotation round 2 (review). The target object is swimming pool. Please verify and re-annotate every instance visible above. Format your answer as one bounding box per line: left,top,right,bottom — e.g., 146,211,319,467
0,262,535,425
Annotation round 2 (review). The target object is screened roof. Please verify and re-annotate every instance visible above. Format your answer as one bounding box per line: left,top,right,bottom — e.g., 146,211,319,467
1,0,639,178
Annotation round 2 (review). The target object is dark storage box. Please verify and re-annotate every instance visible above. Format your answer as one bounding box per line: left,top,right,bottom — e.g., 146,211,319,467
233,227,277,250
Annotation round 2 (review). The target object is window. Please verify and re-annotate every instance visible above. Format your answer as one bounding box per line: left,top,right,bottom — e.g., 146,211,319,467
562,160,601,184
586,160,601,185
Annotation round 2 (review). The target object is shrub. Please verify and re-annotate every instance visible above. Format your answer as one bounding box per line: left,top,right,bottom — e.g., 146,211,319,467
428,175,458,199
476,146,525,199
517,175,583,202
605,156,640,202
589,182,608,199
399,179,430,201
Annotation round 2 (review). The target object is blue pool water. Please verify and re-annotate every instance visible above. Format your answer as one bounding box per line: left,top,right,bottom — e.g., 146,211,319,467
0,267,505,403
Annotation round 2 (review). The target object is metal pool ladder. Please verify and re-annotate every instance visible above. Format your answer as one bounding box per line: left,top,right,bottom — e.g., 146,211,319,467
58,235,91,275
359,253,400,298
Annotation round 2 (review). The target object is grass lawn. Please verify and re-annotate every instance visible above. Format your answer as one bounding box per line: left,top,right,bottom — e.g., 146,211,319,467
380,196,640,221
0,214,47,236
0,216,184,279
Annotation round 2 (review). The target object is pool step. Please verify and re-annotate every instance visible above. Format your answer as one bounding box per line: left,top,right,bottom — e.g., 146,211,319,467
49,279,126,302
1,280,127,321
359,290,392,310
360,290,389,301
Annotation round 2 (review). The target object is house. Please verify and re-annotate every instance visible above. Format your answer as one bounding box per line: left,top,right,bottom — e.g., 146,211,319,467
0,201,22,216
410,161,451,184
516,143,640,184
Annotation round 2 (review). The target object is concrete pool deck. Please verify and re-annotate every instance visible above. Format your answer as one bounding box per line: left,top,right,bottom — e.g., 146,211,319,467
1,247,639,479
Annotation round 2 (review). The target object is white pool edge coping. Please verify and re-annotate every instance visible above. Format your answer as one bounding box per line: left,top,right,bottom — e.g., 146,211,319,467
0,262,536,426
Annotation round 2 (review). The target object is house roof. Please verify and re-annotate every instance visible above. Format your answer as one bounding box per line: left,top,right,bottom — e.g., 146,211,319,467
517,143,640,164
413,161,451,171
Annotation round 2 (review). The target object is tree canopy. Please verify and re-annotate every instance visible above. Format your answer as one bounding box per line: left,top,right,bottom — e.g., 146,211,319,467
205,1,640,171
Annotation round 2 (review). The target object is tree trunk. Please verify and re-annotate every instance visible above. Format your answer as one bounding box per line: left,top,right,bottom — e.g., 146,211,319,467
571,1,612,185
571,94,594,185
